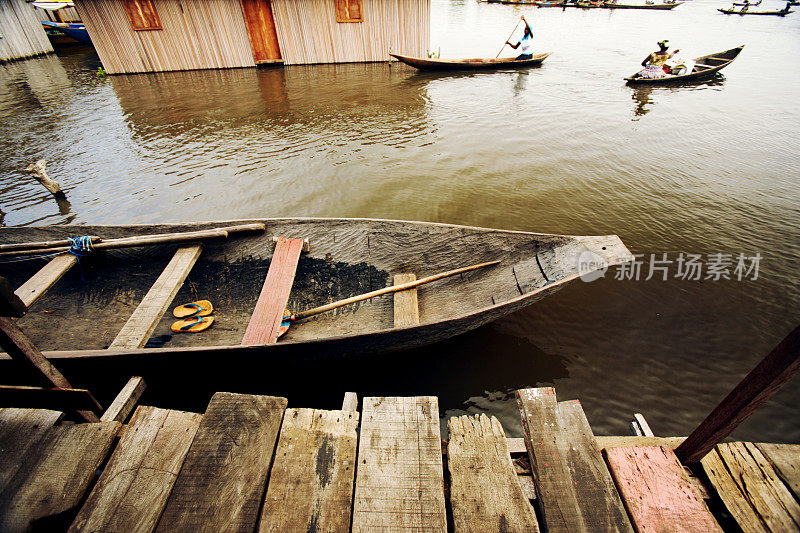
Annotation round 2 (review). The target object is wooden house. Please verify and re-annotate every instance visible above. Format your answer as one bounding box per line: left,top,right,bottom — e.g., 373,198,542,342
0,0,54,62
73,0,430,74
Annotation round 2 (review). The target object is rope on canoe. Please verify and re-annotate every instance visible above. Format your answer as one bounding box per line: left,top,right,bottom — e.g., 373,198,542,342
68,235,95,281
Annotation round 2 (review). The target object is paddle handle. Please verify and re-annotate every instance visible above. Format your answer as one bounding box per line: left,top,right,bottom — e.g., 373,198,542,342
496,19,522,58
293,260,501,320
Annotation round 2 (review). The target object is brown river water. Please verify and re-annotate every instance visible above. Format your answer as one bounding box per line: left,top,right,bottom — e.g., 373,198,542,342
1,0,799,441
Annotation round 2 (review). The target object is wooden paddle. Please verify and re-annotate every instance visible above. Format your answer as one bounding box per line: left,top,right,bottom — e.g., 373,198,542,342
496,19,522,58
276,260,501,337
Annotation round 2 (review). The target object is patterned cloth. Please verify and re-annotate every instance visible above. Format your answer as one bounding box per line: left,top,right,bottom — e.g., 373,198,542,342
640,64,667,79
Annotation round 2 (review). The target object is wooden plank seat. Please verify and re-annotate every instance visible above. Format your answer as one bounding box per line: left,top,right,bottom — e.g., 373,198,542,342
15,254,77,308
70,406,202,533
241,237,307,345
352,396,447,532
155,392,287,532
393,274,420,327
447,413,540,532
756,443,800,500
259,408,359,532
0,421,121,532
604,446,721,532
110,245,203,349
516,387,633,532
0,408,64,490
702,442,800,532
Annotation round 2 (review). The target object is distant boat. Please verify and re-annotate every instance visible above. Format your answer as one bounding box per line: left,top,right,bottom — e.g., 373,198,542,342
718,6,793,14
731,0,761,5
605,1,683,8
625,45,744,85
390,53,551,71
40,20,91,44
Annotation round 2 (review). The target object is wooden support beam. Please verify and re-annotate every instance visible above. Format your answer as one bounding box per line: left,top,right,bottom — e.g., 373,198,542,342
70,407,202,533
109,245,203,349
517,388,633,532
156,392,287,532
260,408,359,532
0,422,121,532
629,413,654,437
675,324,800,464
393,274,420,327
0,278,26,318
447,414,540,532
241,237,305,345
342,391,358,411
15,254,77,308
352,396,447,532
604,446,721,532
100,377,146,423
0,385,102,413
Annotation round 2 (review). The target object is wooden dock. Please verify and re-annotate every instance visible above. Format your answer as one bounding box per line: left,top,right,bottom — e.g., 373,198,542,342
2,386,799,532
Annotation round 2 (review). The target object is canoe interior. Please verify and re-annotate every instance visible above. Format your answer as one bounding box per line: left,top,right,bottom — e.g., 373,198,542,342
0,219,628,354
625,45,744,85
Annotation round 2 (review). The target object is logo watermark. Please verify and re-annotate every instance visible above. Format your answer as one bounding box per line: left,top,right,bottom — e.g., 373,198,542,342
578,252,761,282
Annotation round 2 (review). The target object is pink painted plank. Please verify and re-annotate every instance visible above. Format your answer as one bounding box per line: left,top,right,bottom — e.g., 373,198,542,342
241,237,304,345
605,446,722,533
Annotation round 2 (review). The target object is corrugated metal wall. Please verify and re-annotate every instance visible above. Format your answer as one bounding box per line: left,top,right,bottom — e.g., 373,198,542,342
76,0,429,74
0,0,54,62
74,0,256,73
271,0,430,65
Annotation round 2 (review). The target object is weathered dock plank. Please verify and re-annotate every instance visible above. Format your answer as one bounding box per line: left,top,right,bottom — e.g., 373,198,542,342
604,446,721,532
15,254,77,308
393,273,420,327
0,422,120,532
155,392,287,532
259,408,359,532
702,442,800,533
517,388,632,533
447,413,539,532
756,443,800,501
69,406,201,533
110,245,203,349
0,408,63,490
352,396,447,532
241,237,304,345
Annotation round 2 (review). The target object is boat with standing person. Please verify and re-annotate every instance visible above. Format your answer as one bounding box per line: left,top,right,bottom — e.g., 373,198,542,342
0,218,629,361
718,5,793,14
390,53,551,71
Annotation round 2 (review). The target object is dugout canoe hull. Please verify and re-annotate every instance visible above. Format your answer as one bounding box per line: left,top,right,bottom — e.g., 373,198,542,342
0,218,630,361
625,45,744,85
390,53,551,71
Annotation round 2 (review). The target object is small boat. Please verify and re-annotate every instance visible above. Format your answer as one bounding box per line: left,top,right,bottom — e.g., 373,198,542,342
0,218,629,361
625,45,744,84
604,1,683,8
732,0,761,5
718,6,792,14
40,21,92,44
390,53,551,71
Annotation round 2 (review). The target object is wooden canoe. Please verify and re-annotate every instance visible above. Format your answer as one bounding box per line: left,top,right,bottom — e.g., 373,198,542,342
604,1,683,8
0,218,629,361
625,45,744,85
390,53,551,71
718,7,793,14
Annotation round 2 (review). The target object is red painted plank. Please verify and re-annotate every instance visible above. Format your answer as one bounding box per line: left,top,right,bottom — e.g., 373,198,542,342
241,238,304,345
605,446,721,533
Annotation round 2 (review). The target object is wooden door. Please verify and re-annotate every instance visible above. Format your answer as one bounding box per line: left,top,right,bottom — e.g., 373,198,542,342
240,0,282,63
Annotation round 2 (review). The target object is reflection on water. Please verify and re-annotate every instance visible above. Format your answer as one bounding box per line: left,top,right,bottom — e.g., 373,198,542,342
630,75,727,119
0,0,800,442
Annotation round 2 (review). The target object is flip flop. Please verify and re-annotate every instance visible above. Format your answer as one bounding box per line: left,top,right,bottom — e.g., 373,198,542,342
171,315,214,333
173,300,213,318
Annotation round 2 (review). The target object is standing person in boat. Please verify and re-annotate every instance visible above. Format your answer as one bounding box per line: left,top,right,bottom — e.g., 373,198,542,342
639,40,679,79
505,16,534,60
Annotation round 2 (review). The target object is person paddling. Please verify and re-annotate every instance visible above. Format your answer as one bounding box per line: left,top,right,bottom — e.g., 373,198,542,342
506,16,534,60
